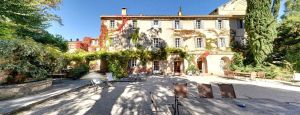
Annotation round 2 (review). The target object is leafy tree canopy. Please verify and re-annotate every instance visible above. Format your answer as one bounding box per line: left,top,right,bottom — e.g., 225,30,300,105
0,0,67,51
245,0,280,66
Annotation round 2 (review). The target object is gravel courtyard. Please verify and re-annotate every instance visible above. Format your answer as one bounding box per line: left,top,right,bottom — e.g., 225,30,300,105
18,75,300,115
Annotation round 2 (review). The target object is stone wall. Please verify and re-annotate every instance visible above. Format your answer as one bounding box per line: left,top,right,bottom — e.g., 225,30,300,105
0,79,52,100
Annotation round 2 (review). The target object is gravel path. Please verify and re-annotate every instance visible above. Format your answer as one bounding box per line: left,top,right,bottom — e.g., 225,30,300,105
18,75,300,115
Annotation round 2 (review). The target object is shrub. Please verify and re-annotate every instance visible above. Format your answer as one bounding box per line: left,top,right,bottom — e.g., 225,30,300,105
185,65,198,74
229,53,244,71
0,39,67,84
67,63,89,80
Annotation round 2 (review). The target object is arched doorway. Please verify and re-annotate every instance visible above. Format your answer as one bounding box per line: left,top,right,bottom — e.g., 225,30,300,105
197,57,208,73
174,57,182,75
99,60,109,73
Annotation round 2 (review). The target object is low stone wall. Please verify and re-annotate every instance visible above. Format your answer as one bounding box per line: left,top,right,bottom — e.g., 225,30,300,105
0,79,52,100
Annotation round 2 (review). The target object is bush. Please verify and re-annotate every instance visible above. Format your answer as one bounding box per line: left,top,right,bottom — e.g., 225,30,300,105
229,53,244,71
67,63,89,80
0,39,67,84
185,65,198,74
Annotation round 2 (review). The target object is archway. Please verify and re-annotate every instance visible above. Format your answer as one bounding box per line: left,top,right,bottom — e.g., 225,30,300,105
197,57,208,73
99,60,109,73
174,57,182,75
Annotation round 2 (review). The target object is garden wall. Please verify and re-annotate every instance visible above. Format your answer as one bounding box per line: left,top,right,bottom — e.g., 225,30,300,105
0,79,52,100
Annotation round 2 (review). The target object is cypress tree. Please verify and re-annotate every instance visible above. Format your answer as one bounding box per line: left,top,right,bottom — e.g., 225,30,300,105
245,0,280,66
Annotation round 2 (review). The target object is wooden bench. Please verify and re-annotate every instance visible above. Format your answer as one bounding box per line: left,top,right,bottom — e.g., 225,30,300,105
225,71,264,80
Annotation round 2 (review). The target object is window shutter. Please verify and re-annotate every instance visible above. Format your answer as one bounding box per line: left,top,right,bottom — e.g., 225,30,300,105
172,20,175,29
180,22,183,29
151,21,154,28
200,20,204,29
172,38,176,47
158,20,162,28
222,20,225,29
215,20,218,29
180,38,183,47
193,20,196,29
194,38,197,48
236,20,240,29
217,38,220,47
159,39,162,47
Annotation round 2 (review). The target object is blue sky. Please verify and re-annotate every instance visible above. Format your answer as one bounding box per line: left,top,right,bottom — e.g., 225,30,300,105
47,0,285,40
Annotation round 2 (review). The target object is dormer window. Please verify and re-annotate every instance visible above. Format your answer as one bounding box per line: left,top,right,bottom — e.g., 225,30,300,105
110,20,115,28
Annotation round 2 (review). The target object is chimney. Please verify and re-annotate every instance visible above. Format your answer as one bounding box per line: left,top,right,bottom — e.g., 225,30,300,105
178,6,183,16
122,8,127,16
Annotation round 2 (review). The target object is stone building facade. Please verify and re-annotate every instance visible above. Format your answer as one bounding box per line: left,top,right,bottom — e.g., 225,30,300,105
100,0,247,75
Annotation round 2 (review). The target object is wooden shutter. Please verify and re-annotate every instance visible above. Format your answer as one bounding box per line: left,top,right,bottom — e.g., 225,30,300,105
179,21,183,29
172,20,175,29
195,38,198,48
180,38,183,47
151,20,154,28
193,20,197,29
222,20,225,29
215,20,218,29
200,20,204,29
158,20,162,28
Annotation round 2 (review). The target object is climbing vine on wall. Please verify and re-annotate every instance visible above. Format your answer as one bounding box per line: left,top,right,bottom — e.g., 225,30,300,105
173,30,205,40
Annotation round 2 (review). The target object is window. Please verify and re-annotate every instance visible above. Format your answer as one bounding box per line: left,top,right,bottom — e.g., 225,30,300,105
196,20,202,29
112,37,117,45
153,20,159,26
91,40,95,46
196,38,203,48
237,19,244,29
153,38,160,48
110,20,115,28
153,61,160,71
175,38,180,47
217,20,222,29
219,38,226,47
175,20,180,29
133,20,138,28
129,59,137,67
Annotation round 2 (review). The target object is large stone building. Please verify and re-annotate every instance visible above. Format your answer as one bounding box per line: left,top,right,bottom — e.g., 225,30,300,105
100,0,247,75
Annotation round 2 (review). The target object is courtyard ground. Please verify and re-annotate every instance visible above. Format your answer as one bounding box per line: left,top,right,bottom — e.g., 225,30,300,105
18,75,300,115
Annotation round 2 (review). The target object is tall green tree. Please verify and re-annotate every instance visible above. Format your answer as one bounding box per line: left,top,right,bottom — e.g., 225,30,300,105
274,0,300,72
245,0,281,66
0,0,66,51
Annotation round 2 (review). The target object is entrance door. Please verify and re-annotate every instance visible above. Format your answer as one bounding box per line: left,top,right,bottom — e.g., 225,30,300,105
197,60,203,73
197,57,208,73
174,60,181,73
